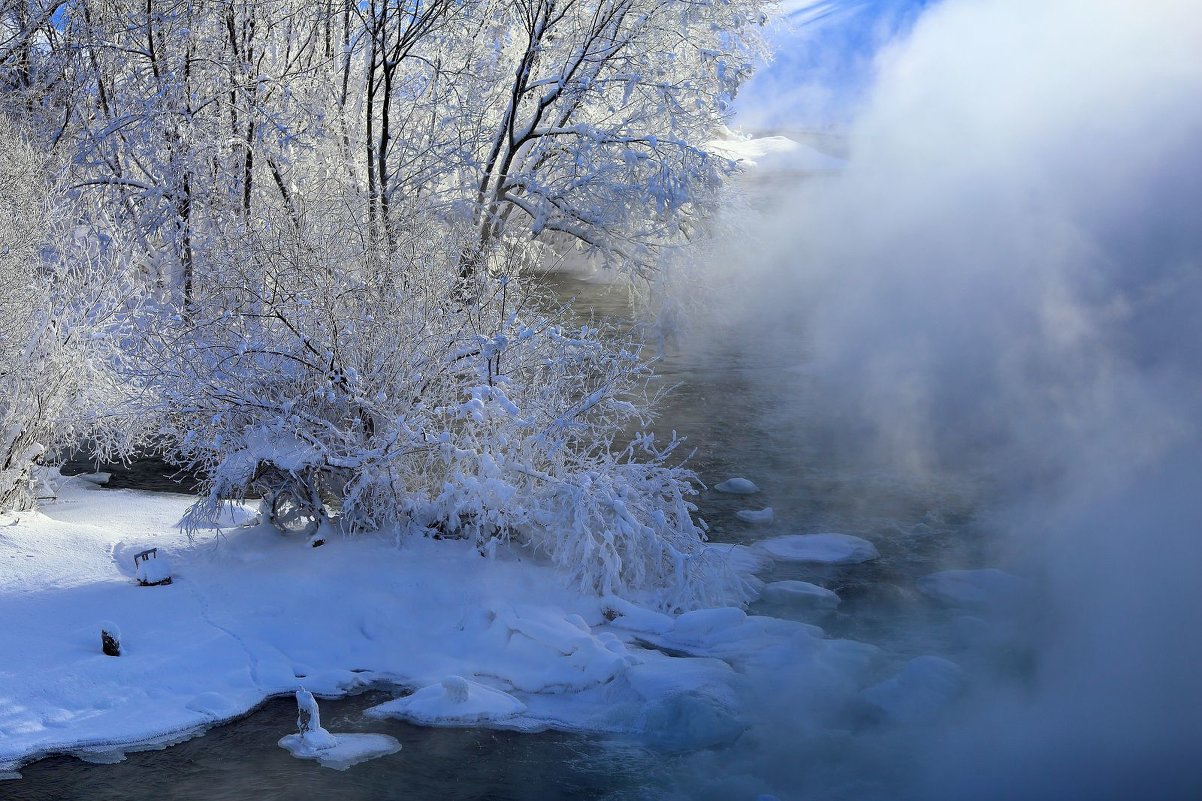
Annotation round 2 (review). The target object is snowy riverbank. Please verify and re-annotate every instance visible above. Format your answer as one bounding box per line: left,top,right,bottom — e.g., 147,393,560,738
0,472,893,781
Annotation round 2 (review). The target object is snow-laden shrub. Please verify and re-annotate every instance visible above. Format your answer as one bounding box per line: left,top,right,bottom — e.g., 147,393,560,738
134,201,748,608
0,119,141,511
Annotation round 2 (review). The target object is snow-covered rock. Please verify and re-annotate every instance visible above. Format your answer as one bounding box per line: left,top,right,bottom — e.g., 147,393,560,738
736,507,774,524
365,676,526,726
715,477,759,494
862,656,963,724
759,580,840,609
754,533,879,564
917,568,1022,608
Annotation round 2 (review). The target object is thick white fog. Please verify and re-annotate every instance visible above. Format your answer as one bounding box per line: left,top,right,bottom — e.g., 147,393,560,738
708,0,1202,797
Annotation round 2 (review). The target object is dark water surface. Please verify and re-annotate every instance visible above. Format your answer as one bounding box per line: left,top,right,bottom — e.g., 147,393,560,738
8,692,654,801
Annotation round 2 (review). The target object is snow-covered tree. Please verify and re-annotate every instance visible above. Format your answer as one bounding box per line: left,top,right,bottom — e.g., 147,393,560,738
130,197,745,607
0,118,140,511
455,0,770,277
0,0,771,605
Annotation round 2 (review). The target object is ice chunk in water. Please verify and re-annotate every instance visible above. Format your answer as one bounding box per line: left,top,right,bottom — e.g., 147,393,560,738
755,533,879,564
760,580,840,608
280,689,400,770
736,507,774,524
278,733,401,770
715,477,759,494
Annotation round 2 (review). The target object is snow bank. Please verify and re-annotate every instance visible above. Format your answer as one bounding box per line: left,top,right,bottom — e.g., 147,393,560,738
0,479,807,773
754,533,880,564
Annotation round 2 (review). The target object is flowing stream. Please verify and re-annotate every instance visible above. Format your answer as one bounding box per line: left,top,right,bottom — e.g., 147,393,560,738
25,262,1006,801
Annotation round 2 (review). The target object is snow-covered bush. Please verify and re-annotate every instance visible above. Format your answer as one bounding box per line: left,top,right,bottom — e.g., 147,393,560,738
0,119,141,511
134,200,743,608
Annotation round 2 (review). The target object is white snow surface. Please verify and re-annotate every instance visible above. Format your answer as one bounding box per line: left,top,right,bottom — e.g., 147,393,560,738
0,477,877,773
754,533,880,564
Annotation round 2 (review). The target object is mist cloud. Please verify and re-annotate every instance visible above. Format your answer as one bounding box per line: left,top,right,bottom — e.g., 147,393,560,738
716,0,1202,797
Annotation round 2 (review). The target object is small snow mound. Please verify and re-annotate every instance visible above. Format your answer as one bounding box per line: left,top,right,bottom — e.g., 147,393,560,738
736,507,774,524
135,553,172,586
754,533,879,564
365,677,526,726
760,580,840,608
715,477,759,495
862,656,963,724
917,568,1022,608
279,733,401,771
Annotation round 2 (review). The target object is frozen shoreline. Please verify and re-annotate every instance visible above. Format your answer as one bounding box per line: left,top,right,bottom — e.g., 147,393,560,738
0,473,873,778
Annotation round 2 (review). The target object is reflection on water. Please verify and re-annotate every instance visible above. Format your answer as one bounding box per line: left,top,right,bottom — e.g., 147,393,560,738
16,273,1003,799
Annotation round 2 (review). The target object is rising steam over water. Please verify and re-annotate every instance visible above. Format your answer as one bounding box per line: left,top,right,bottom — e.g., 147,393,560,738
680,0,1202,798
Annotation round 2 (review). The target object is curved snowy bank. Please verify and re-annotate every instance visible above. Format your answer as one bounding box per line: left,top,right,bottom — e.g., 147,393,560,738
0,478,889,776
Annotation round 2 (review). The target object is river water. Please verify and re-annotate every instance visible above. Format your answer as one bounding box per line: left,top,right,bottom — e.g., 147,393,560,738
19,249,1006,800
